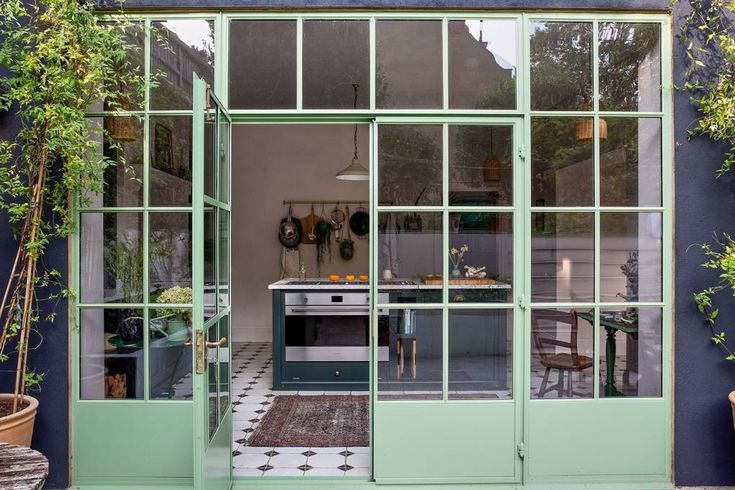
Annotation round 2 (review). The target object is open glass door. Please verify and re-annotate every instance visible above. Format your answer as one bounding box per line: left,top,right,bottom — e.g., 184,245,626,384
371,119,523,483
192,75,233,490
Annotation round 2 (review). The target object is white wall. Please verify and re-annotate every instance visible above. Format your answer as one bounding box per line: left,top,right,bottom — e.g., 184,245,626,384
231,125,370,342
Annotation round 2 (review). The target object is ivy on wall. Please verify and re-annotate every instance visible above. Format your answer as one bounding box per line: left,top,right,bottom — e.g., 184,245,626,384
679,0,735,362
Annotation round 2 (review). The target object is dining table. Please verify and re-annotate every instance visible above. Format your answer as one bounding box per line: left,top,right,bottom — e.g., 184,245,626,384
576,311,638,397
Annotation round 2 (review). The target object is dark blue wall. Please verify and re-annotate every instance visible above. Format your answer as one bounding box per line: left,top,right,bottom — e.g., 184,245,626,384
672,2,735,486
0,93,70,488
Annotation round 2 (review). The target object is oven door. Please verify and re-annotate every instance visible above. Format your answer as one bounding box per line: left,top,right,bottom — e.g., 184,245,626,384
285,309,388,362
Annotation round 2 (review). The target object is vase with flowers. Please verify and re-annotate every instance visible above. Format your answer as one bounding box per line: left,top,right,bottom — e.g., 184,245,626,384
449,245,469,278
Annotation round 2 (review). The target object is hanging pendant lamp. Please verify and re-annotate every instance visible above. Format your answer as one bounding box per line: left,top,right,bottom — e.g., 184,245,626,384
336,84,369,181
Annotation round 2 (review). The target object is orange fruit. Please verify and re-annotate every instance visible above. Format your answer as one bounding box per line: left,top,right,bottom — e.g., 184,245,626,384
345,274,356,282
329,274,340,282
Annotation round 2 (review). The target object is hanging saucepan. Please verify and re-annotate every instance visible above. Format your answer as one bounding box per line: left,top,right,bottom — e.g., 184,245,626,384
339,205,355,261
330,203,346,242
278,204,302,249
349,203,369,238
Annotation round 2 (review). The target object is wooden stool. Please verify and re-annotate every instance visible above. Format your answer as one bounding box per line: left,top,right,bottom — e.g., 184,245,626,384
396,336,417,379
0,442,49,489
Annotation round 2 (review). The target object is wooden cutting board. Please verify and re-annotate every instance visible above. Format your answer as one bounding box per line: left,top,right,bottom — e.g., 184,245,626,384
423,277,496,285
300,213,319,245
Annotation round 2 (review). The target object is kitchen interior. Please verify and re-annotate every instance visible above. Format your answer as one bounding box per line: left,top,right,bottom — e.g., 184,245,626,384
230,118,516,476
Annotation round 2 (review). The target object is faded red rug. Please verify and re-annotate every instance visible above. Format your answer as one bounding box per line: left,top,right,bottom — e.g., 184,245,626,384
247,395,368,447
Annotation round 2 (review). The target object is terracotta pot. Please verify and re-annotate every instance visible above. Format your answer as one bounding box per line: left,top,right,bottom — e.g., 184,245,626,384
0,394,39,447
730,390,735,431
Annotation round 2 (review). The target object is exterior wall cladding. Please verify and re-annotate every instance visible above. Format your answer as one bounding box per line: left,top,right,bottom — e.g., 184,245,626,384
0,0,733,487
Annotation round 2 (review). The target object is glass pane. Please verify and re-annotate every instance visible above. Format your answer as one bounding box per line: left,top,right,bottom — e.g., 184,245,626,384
89,117,144,208
218,316,231,422
599,23,661,112
98,22,145,111
303,20,370,109
218,110,230,203
449,19,517,109
531,117,594,207
377,212,441,304
149,307,192,399
228,20,296,109
449,125,513,206
530,22,592,111
151,20,215,110
600,118,662,207
80,308,144,399
377,309,442,400
218,210,230,309
149,212,193,295
378,125,442,206
531,213,594,302
207,322,219,440
449,309,513,400
204,207,216,321
376,20,443,109
531,308,593,399
448,213,513,303
80,213,143,304
598,307,662,397
600,213,662,303
149,116,193,207
204,107,216,199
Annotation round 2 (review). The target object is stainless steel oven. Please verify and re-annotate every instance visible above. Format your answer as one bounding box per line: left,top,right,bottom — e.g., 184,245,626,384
284,292,389,362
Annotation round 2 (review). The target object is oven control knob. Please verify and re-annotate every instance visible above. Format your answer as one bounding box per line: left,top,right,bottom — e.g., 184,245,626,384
303,297,308,304
335,370,340,377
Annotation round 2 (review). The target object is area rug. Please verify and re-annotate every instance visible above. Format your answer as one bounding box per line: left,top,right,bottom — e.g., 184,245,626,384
247,395,368,447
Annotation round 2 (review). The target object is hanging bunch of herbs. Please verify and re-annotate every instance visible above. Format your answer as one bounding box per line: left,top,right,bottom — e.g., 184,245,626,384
0,0,147,412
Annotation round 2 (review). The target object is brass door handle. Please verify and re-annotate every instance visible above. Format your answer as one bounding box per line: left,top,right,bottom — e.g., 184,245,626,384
206,337,227,348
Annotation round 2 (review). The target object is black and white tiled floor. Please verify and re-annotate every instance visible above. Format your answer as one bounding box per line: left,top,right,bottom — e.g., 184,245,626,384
231,342,370,477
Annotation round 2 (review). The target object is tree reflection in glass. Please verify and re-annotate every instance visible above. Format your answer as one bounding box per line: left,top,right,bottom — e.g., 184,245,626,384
530,22,592,111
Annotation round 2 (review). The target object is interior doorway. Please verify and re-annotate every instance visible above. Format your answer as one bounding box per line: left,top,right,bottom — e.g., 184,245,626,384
229,124,372,478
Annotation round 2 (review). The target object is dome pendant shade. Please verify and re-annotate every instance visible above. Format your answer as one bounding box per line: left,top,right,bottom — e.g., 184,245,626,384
336,157,369,181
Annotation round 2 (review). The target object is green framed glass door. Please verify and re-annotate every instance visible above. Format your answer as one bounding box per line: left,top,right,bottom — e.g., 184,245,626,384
371,118,524,484
192,75,233,490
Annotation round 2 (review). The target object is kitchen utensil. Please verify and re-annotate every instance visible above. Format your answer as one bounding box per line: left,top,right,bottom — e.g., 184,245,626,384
300,204,318,245
349,203,369,238
279,204,302,249
330,203,346,226
339,205,355,261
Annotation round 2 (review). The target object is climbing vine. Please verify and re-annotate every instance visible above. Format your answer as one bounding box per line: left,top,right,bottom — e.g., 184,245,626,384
679,0,735,362
0,0,146,411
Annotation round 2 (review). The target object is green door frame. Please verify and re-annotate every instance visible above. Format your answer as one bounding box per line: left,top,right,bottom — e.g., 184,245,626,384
72,10,673,489
370,116,525,484
192,75,234,490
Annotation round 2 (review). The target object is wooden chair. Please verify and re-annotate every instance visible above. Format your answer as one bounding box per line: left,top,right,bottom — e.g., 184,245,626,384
531,309,593,398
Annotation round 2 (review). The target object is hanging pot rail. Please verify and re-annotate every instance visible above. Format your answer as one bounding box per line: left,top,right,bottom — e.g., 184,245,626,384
282,200,366,205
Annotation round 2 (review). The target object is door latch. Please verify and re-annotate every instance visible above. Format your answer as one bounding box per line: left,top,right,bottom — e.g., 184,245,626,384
195,330,205,374
517,442,525,459
518,293,527,311
517,144,526,160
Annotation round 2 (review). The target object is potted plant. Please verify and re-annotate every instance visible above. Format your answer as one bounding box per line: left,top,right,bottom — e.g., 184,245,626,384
155,286,193,341
0,0,146,445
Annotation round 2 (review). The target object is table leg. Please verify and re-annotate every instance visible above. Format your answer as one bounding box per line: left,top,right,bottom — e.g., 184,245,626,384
605,327,623,396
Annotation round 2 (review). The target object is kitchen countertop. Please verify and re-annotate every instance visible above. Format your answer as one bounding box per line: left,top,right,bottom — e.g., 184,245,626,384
268,278,512,290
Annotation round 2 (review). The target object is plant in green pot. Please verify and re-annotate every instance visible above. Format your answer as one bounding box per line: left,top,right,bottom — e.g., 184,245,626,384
155,286,193,341
0,0,146,446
